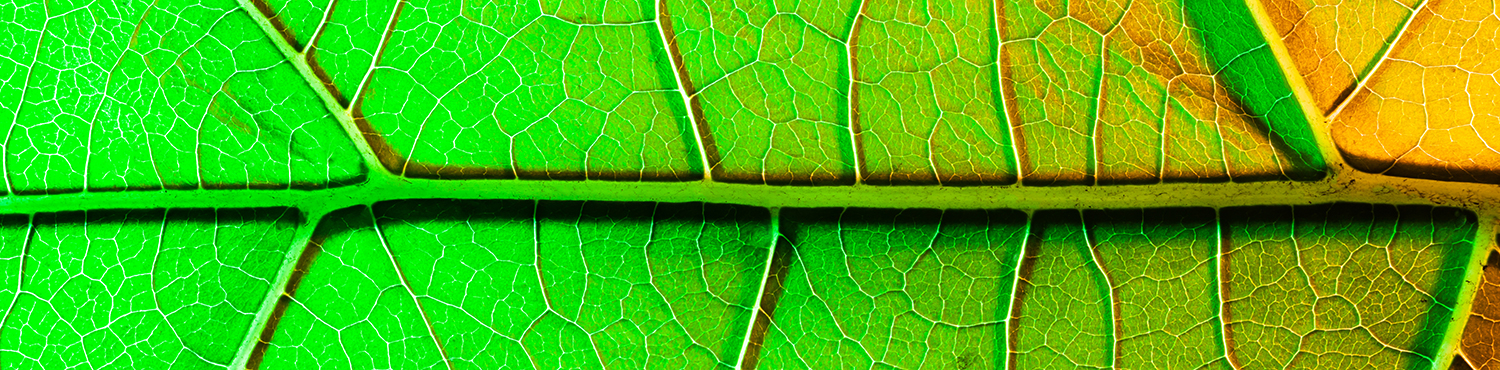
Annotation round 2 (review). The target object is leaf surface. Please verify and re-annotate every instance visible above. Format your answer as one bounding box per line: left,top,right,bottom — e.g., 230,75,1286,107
245,201,1475,369
1272,0,1500,184
0,208,301,369
0,1,364,194
0,0,1495,369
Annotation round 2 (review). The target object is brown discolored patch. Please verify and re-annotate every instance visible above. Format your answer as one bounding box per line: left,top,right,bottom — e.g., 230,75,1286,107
711,166,858,186
511,167,703,182
1457,354,1478,370
398,161,515,180
1462,249,1500,369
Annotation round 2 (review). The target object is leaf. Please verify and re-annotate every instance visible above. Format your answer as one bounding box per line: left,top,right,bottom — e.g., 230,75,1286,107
243,202,1470,369
0,0,1496,369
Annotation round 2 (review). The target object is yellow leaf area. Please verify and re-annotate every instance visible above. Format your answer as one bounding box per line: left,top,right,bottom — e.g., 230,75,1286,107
1272,0,1500,183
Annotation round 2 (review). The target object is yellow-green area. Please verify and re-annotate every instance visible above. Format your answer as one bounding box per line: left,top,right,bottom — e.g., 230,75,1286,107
757,208,1025,368
661,0,859,184
1221,204,1473,369
854,0,1017,185
1090,208,1229,369
261,0,1323,186
1002,0,1326,185
0,201,1474,369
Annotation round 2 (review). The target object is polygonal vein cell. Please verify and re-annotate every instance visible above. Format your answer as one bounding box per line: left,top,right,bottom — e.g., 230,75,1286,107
359,0,703,181
258,200,770,369
1330,0,1500,184
1221,204,1476,369
0,208,301,369
0,0,364,195
755,208,1026,368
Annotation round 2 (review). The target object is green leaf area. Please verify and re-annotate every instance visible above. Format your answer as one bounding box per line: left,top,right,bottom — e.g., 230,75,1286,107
0,1,364,194
0,202,1473,369
335,0,1322,184
0,0,1323,196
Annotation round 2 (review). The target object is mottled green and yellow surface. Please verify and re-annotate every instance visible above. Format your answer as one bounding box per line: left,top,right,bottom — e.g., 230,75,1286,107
0,0,1497,368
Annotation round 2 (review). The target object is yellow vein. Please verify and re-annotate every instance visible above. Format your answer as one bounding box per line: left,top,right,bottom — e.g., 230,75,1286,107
305,0,338,53
1090,2,1132,185
348,0,405,108
991,0,1025,183
1214,208,1242,370
846,2,869,184
1080,211,1119,368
